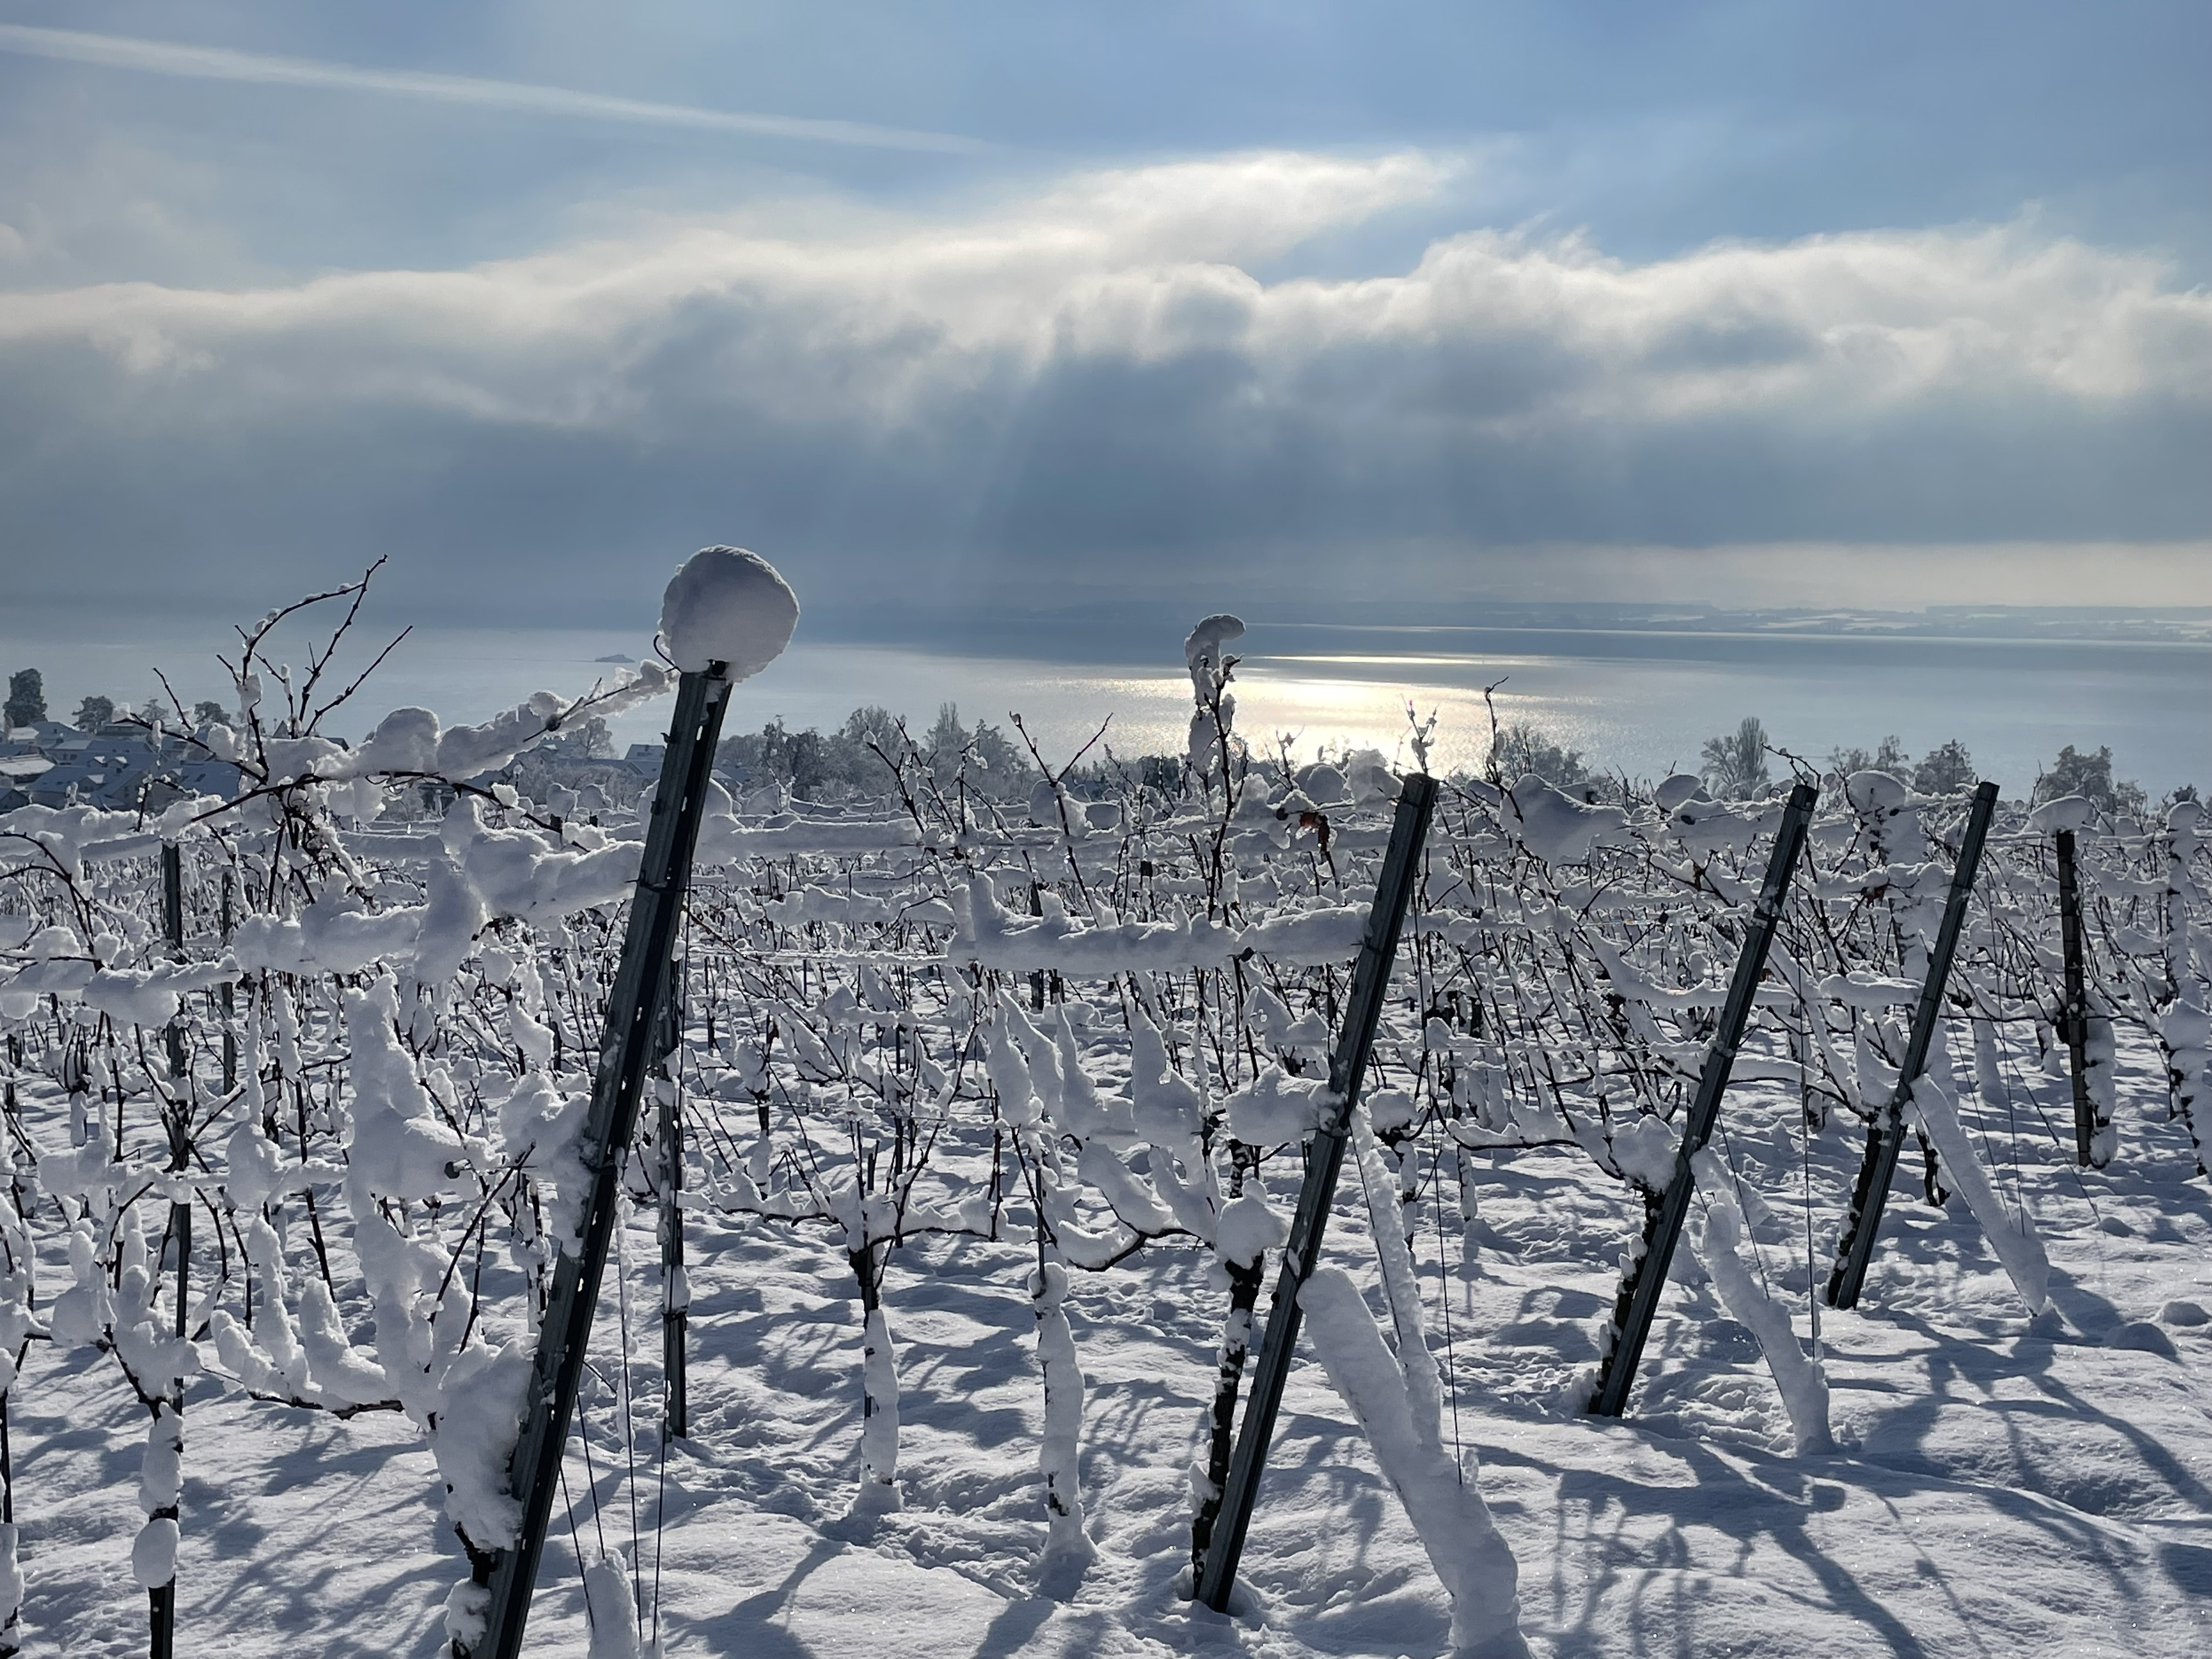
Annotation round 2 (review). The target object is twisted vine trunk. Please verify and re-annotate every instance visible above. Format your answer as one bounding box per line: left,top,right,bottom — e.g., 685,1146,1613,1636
849,1245,902,1514
1190,1254,1263,1581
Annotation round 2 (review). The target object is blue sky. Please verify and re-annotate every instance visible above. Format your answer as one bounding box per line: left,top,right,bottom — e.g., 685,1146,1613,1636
1,2,2207,640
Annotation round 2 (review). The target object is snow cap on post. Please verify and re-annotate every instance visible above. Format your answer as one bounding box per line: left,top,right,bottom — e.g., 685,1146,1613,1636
1184,613,1244,691
2029,794,2097,835
659,547,799,679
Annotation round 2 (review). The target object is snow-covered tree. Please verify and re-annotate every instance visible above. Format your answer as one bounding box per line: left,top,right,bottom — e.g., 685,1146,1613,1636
1701,715,1771,798
2,670,42,731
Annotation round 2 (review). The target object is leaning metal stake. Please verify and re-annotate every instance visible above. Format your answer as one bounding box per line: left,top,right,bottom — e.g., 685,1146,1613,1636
1197,772,1437,1612
464,665,732,1659
1826,779,2000,1311
1588,780,1818,1418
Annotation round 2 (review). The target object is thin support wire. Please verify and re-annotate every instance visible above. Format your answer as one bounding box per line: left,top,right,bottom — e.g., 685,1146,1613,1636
654,921,685,1649
1352,1125,1421,1365
1977,1015,2032,1222
1798,1017,1821,1364
614,1191,643,1638
1430,1142,1465,1481
1711,1109,1777,1305
1997,1017,2107,1226
1999,1018,2068,1151
575,1380,609,1563
652,1405,670,1651
560,1463,596,1639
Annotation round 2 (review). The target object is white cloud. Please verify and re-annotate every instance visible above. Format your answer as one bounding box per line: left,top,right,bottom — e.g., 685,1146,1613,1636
10,151,2201,420
1,149,2205,619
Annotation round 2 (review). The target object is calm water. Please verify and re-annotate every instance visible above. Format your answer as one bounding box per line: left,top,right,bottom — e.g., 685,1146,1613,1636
7,618,2205,795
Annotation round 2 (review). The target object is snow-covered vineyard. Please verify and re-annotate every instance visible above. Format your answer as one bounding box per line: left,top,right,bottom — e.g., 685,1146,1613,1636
0,554,2207,1658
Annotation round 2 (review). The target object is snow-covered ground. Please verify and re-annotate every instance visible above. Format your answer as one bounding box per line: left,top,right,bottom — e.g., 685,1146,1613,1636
8,1038,2206,1658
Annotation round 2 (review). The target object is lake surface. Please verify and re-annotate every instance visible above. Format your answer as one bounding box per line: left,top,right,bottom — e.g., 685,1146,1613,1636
7,617,2205,795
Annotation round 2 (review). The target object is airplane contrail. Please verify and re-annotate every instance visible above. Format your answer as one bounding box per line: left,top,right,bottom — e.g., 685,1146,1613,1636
0,22,995,155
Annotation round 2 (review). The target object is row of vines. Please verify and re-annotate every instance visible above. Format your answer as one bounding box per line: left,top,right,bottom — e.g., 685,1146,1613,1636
0,583,2202,1654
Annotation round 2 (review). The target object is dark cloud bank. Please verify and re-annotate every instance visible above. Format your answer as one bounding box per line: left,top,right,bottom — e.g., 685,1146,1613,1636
3,154,2207,647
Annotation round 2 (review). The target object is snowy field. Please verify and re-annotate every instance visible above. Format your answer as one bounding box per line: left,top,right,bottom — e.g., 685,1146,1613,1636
2,563,2209,1658
7,1051,2208,1658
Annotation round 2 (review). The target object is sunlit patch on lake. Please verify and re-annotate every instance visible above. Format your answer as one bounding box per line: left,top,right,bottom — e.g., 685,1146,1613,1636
5,618,2205,794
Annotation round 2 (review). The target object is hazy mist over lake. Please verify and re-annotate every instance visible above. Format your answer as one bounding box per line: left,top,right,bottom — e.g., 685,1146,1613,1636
9,612,2204,797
